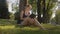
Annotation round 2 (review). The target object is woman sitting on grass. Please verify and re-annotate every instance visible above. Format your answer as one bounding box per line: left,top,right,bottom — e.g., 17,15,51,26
20,4,46,30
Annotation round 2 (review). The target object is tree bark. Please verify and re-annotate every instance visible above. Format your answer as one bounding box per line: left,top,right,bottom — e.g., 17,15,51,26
43,0,47,23
37,0,42,23
17,0,28,24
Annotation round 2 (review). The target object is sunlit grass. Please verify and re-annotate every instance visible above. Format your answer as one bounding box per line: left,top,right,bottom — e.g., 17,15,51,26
21,27,40,31
0,25,15,29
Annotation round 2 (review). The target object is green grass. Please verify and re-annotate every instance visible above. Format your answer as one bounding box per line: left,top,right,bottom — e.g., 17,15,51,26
0,19,60,34
0,25,60,34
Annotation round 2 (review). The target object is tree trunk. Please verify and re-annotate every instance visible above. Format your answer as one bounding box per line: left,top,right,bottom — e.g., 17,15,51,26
43,0,53,23
37,0,42,23
19,0,28,19
17,0,28,24
43,0,47,23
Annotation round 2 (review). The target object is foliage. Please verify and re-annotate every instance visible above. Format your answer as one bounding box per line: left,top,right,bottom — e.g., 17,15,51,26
0,0,10,19
42,0,56,23
29,0,37,13
55,10,60,24
9,13,15,20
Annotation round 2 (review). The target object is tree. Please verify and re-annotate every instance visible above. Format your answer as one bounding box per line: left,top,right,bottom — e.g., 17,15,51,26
15,0,28,20
0,0,10,19
37,0,42,23
16,0,28,24
29,0,56,23
55,10,60,24
28,0,57,23
42,0,56,23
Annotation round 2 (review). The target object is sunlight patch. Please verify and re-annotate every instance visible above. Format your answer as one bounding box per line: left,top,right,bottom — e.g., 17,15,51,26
0,25,15,29
21,27,40,31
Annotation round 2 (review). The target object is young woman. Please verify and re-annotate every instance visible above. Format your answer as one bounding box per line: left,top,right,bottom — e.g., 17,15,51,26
20,4,46,30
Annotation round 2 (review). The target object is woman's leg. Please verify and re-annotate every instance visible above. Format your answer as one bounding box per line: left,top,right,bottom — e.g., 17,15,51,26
25,18,46,30
20,17,46,30
20,17,35,26
20,17,30,26
32,18,46,30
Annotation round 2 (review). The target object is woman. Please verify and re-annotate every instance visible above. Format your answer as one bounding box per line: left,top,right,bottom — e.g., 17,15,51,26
20,4,32,20
20,4,46,30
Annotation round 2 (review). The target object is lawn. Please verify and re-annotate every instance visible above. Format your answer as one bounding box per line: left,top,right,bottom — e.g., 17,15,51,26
0,19,60,34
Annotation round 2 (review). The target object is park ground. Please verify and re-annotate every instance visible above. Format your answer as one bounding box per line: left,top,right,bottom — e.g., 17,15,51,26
0,19,60,34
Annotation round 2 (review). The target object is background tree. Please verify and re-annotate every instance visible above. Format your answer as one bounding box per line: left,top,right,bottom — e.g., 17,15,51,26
27,0,57,23
0,0,10,19
29,0,42,23
42,0,57,23
29,0,37,13
55,0,60,24
37,0,42,23
55,10,60,24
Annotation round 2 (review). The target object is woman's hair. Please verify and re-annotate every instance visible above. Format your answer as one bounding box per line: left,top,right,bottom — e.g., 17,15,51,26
25,4,32,9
